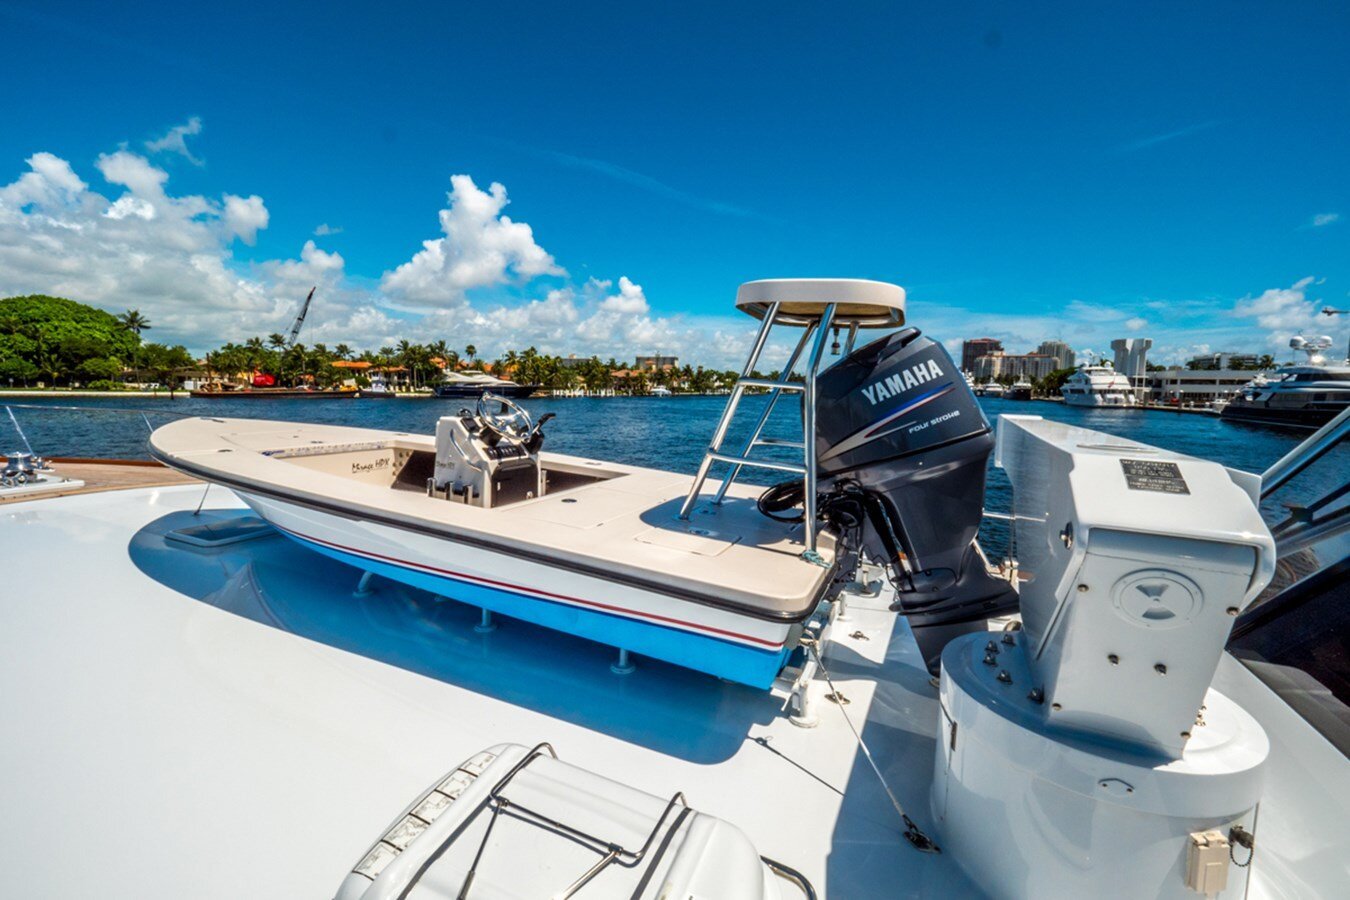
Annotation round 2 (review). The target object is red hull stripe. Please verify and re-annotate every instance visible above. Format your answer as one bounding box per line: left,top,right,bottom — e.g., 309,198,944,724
279,525,787,650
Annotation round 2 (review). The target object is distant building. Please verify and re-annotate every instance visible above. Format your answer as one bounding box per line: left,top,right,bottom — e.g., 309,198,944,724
1148,367,1271,405
1186,352,1261,371
1035,340,1075,370
973,352,1057,382
961,338,1003,373
635,355,678,372
1111,338,1152,379
558,354,597,369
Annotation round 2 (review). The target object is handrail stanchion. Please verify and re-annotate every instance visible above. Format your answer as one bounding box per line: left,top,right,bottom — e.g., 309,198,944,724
1260,405,1350,498
801,304,836,554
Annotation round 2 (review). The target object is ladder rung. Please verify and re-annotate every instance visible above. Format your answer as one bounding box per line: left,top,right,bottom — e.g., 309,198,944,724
738,378,804,392
753,438,805,449
707,452,807,475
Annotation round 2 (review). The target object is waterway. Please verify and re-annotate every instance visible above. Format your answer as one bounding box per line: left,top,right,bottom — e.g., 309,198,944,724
3,393,1341,552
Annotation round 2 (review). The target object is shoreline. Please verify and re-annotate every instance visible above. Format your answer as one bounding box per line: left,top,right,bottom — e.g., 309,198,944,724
1,390,182,398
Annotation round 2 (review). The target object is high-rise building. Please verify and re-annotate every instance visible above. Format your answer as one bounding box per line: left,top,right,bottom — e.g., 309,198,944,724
1035,340,1075,370
973,352,1057,381
1111,338,1152,378
962,338,1003,373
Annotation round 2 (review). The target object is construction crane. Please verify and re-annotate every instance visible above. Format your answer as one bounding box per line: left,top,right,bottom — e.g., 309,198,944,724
287,286,317,347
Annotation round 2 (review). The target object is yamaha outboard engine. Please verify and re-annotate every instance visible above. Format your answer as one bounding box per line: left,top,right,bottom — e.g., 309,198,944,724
815,327,1017,672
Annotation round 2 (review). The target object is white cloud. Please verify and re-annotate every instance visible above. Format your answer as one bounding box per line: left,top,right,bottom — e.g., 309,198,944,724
104,196,155,221
223,194,269,245
314,223,342,236
1310,212,1340,228
145,117,204,165
5,136,1341,372
97,150,169,199
0,148,284,341
0,152,87,208
380,174,563,307
1228,276,1331,353
597,276,649,314
0,144,757,366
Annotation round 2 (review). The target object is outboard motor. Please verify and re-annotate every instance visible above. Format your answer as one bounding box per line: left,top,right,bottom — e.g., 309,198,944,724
814,328,1017,672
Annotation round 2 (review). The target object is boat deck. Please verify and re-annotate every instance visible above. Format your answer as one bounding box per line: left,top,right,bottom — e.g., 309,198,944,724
2,483,1346,897
0,458,198,504
0,484,974,897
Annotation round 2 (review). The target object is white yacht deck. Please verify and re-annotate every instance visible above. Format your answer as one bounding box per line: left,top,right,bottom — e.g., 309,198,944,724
0,485,974,898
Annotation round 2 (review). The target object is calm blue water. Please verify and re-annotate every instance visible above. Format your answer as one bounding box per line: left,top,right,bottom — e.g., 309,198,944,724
4,394,1341,549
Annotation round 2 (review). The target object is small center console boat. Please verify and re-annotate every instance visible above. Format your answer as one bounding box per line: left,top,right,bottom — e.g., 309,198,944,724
152,279,1014,688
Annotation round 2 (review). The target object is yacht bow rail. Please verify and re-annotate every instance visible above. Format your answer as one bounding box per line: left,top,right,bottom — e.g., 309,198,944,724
1259,405,1350,562
1260,405,1350,498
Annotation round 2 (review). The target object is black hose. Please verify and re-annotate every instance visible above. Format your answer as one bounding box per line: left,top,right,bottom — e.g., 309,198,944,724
758,479,806,522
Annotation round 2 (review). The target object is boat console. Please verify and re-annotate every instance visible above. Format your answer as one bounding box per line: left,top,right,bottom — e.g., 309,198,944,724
432,393,555,507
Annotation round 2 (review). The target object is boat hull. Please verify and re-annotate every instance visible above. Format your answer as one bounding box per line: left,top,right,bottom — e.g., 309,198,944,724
236,491,797,688
1060,393,1135,407
1220,401,1340,429
433,384,539,399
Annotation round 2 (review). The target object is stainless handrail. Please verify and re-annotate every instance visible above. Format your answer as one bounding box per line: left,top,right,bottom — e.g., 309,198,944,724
1261,405,1350,498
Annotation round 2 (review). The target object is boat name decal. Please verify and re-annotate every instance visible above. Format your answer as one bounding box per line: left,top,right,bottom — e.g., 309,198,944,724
351,456,391,474
861,359,945,406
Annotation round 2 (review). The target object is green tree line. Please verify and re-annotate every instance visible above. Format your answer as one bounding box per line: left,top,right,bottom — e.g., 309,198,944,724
0,295,744,393
0,295,193,389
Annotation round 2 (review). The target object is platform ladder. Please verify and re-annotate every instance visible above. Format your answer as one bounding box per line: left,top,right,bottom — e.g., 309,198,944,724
678,279,907,558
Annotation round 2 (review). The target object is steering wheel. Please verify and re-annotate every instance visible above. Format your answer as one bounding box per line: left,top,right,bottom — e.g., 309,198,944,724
476,392,533,437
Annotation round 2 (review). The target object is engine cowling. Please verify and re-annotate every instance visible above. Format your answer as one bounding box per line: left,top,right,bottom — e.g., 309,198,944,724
815,327,1018,672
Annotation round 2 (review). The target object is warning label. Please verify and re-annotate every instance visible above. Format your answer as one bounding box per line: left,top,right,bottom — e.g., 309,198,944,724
1121,459,1190,495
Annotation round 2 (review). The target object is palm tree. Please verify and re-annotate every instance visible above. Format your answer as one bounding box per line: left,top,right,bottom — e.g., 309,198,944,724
465,344,477,365
118,309,151,336
267,333,288,351
334,343,353,361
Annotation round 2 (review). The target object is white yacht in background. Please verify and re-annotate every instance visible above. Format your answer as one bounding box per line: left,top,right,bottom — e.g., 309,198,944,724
973,381,1004,398
434,369,539,399
1060,360,1138,406
1223,336,1350,429
3,280,1347,900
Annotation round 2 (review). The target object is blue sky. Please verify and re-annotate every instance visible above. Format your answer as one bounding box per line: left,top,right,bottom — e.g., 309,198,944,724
1,0,1347,366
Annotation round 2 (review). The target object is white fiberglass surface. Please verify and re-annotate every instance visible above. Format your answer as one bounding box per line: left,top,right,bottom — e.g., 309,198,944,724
0,485,976,899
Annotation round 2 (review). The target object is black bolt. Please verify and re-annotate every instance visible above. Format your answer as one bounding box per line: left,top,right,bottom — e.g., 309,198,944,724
1155,664,1168,675
1108,654,1120,666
